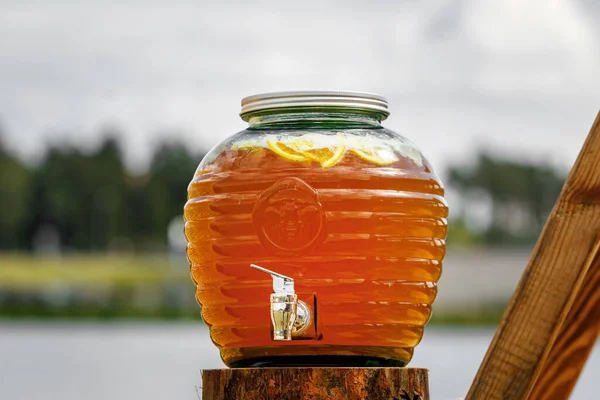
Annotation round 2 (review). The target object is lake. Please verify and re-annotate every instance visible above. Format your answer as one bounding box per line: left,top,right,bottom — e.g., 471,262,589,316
0,322,597,399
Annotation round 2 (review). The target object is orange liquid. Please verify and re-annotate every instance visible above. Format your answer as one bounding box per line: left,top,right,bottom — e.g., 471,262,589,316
184,146,447,367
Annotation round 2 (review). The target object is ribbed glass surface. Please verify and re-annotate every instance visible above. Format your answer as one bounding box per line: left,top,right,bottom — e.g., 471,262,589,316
184,129,447,367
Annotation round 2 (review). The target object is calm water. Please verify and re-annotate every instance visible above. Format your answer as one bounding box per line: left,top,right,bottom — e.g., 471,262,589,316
0,322,597,399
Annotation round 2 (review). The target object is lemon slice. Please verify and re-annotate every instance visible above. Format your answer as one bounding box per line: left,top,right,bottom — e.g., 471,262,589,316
351,147,398,165
301,133,346,168
285,137,315,153
266,139,308,162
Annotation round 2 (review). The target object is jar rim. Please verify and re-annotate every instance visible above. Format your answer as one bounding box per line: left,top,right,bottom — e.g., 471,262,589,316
240,90,389,121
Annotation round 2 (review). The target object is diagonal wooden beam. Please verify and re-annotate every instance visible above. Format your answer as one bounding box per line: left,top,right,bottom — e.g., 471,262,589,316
527,254,600,399
465,111,600,400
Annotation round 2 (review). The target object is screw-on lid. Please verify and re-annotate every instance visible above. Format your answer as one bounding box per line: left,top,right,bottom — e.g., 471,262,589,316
240,90,389,121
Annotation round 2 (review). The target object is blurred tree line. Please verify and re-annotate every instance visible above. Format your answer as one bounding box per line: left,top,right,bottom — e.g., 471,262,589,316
447,152,566,246
0,128,567,251
0,130,202,251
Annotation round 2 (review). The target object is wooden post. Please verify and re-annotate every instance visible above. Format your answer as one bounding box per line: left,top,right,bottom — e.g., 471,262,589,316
527,251,600,399
202,367,429,400
466,111,600,400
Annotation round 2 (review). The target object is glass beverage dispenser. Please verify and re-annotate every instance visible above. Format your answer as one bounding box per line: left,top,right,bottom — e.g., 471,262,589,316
184,91,448,367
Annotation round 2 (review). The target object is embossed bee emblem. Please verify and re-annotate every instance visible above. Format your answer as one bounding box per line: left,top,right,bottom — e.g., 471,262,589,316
254,177,325,255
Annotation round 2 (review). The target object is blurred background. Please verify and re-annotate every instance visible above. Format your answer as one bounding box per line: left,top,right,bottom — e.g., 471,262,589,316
1,1,599,399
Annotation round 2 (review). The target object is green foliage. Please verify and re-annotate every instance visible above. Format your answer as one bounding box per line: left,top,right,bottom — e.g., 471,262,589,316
446,217,484,247
0,130,203,251
146,142,200,242
33,137,127,249
447,152,566,246
0,126,567,250
429,304,505,326
0,138,33,248
0,254,197,320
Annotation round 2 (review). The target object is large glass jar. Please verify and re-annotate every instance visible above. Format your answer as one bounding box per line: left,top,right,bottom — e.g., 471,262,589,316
184,91,447,368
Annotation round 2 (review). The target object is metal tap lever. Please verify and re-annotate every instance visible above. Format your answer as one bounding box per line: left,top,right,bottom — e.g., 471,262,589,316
250,264,311,341
250,264,295,294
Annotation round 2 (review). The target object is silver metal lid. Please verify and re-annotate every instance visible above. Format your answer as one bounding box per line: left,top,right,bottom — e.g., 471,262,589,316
240,90,389,121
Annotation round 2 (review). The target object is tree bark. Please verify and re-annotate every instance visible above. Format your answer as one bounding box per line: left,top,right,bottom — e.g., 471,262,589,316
202,367,429,400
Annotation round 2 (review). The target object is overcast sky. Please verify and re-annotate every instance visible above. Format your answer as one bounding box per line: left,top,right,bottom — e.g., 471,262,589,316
1,0,599,175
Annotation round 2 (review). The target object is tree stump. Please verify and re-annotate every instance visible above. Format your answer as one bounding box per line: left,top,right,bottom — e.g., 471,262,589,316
201,367,429,400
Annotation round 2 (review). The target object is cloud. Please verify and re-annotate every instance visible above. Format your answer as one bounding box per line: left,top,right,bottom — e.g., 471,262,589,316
0,0,598,173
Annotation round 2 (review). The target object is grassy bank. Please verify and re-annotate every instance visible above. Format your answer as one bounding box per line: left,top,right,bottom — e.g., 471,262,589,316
0,254,504,326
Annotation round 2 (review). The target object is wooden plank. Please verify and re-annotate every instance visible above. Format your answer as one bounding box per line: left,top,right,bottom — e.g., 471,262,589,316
466,111,600,400
527,253,600,399
202,367,429,400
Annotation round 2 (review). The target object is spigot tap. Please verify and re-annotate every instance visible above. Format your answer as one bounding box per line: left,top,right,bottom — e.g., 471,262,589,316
250,264,311,341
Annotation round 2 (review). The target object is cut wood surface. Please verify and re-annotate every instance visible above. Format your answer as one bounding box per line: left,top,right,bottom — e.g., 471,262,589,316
466,111,600,400
202,367,429,400
528,252,600,399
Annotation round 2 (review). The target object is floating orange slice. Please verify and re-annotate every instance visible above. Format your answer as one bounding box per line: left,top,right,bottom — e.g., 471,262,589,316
301,133,346,168
266,139,308,162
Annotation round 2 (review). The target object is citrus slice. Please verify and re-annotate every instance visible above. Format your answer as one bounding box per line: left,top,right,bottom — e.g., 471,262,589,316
266,139,308,162
351,147,398,166
285,137,315,153
301,133,346,168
